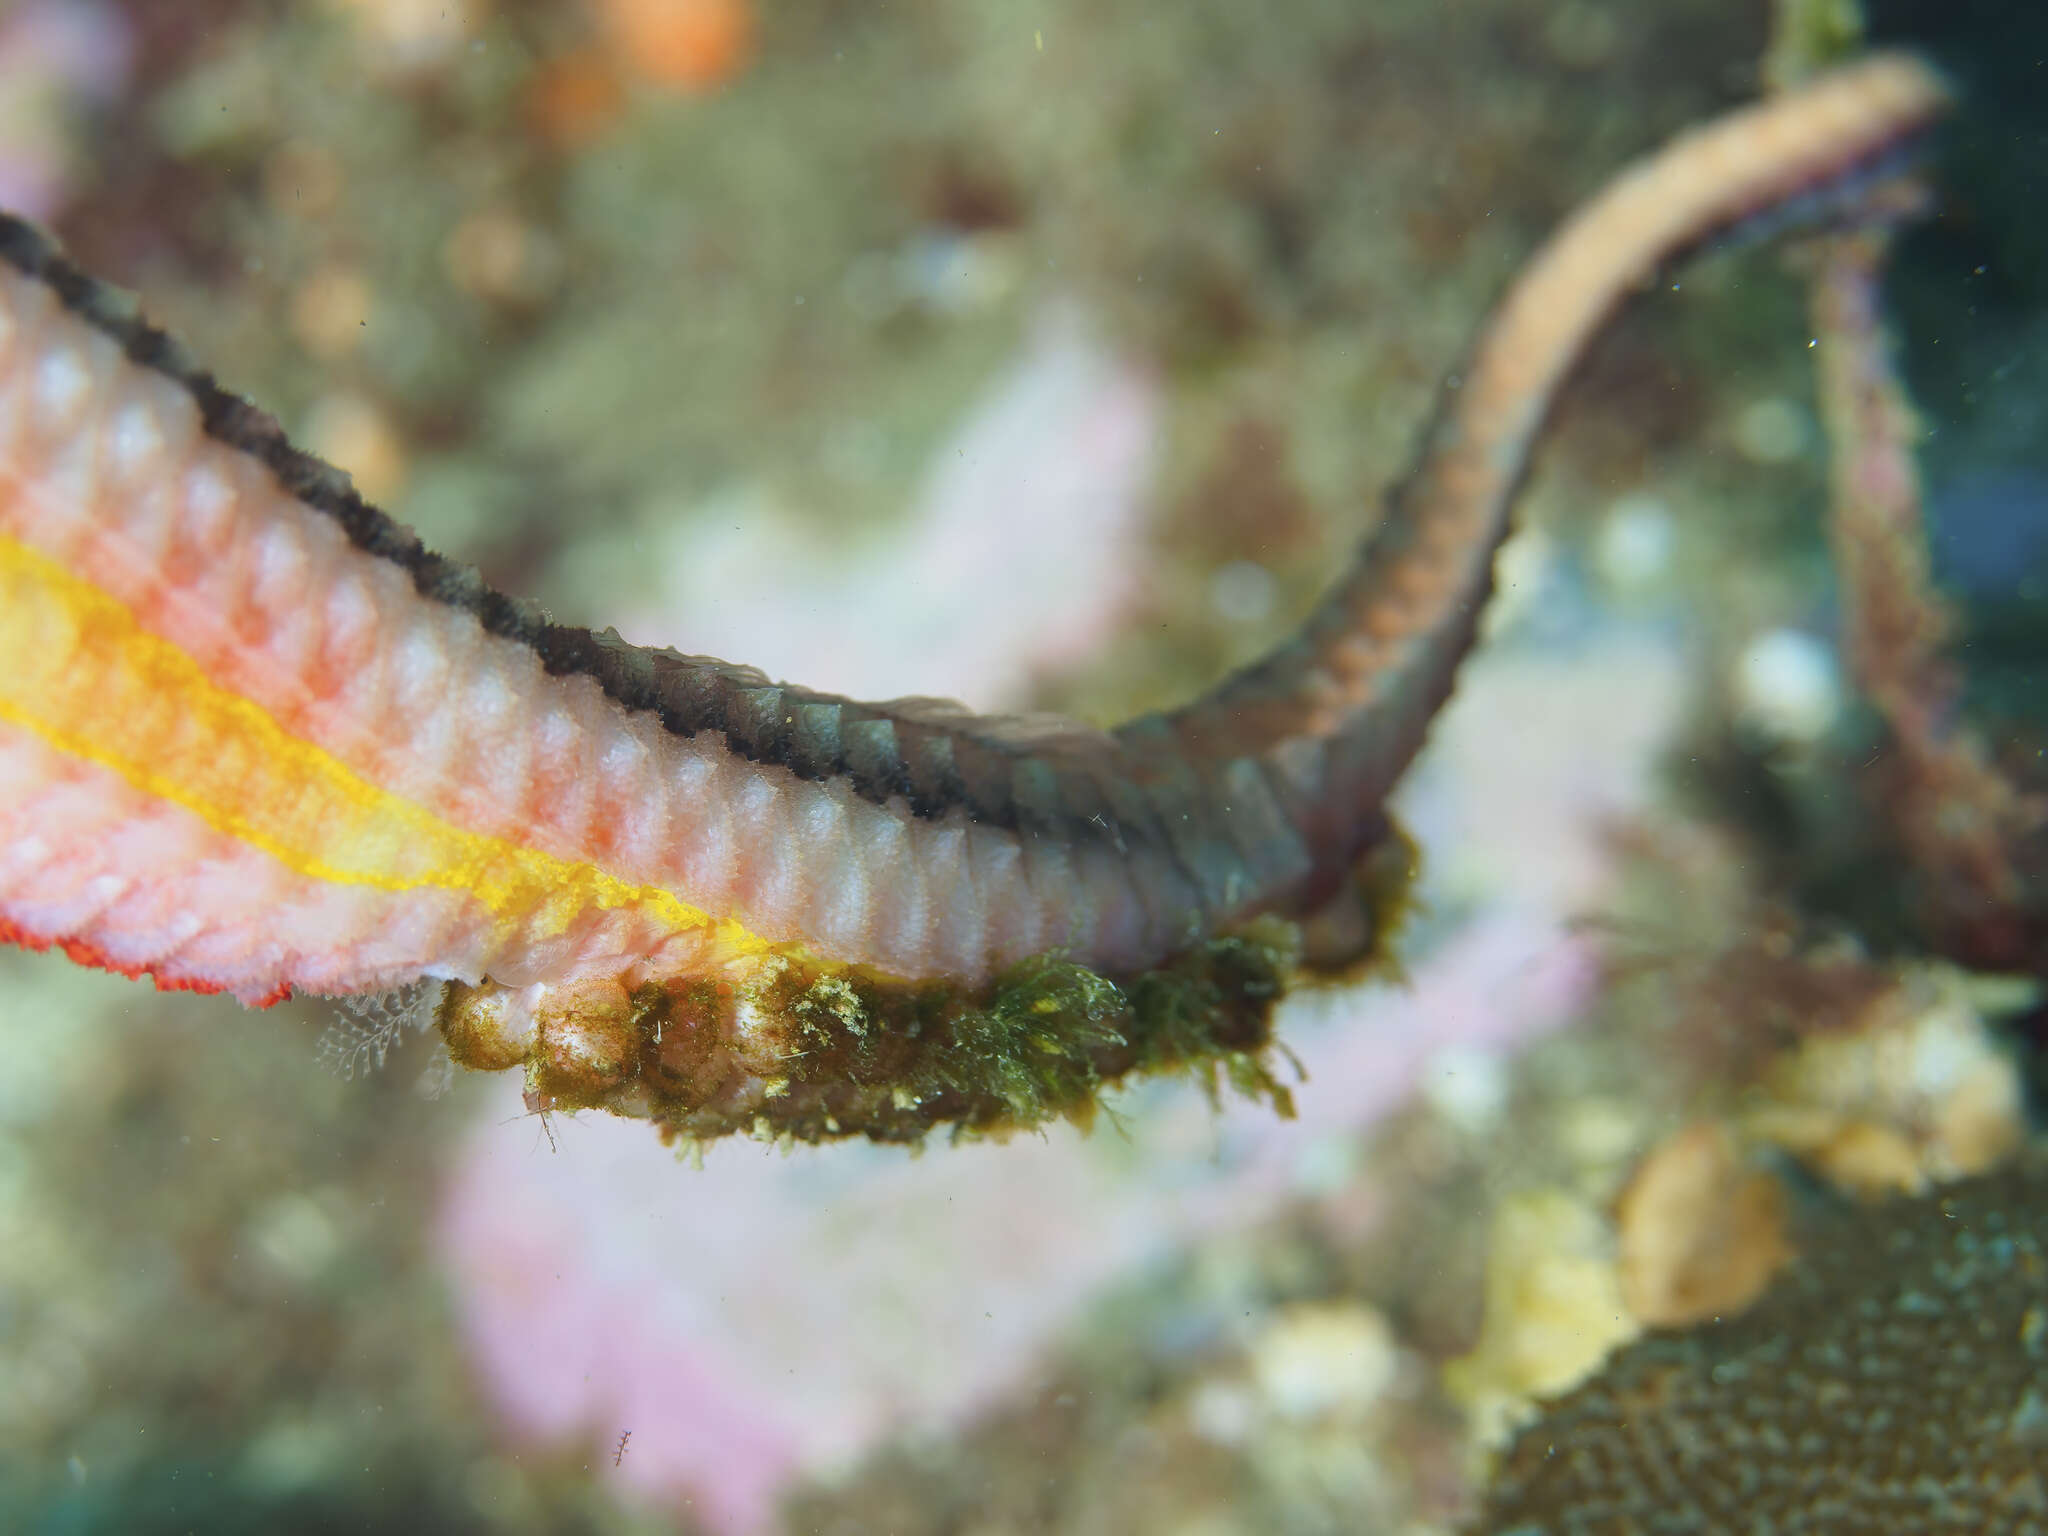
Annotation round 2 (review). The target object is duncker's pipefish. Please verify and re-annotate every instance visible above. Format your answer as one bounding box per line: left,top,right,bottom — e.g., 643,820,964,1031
0,56,1949,1145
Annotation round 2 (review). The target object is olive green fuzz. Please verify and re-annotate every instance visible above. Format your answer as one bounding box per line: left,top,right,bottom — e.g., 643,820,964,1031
439,918,1315,1147
431,828,1418,1147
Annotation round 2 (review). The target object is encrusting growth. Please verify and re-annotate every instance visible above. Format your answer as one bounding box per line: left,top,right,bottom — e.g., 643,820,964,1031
0,56,1949,1144
1473,1157,2048,1535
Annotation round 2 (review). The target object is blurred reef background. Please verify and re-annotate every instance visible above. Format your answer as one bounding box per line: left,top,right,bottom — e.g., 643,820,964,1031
2,1,2046,1532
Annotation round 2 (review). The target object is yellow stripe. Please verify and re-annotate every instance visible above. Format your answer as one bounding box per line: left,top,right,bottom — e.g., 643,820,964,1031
0,528,771,964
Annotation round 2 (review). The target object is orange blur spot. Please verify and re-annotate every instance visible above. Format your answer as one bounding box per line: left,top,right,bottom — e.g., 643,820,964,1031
526,45,628,149
595,0,753,90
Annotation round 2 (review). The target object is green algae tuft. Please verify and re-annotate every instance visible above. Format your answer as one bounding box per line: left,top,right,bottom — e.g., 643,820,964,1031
436,913,1326,1148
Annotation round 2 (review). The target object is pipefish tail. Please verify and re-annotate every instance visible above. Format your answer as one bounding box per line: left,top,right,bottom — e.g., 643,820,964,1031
0,55,1949,1144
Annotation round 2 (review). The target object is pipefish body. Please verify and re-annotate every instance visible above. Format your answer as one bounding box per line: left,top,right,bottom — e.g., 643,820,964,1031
0,56,1949,1144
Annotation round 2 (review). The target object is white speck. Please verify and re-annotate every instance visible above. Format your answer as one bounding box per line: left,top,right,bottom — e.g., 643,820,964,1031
895,231,1012,315
106,401,165,481
181,462,238,549
1421,1043,1509,1134
1593,492,1675,594
466,666,516,728
1208,559,1276,624
1733,627,1841,743
323,570,379,654
1906,1005,1978,1096
1292,1133,1360,1194
34,345,89,429
247,1191,341,1285
1732,395,1812,466
391,623,451,702
1188,1381,1254,1445
1251,1302,1399,1421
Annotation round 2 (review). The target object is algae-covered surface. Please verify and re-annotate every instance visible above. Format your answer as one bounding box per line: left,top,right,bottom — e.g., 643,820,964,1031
3,1,2045,1532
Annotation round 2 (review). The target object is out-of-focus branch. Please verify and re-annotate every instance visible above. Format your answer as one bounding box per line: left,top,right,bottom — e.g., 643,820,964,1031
1808,231,2045,939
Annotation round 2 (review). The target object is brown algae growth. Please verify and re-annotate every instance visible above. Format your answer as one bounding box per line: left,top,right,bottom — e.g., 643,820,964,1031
440,916,1314,1145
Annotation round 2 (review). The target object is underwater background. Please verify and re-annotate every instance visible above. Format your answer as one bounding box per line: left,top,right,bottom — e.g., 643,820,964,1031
2,1,2045,1531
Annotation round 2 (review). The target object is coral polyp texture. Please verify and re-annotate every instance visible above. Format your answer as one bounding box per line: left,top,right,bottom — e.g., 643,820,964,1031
0,57,1949,1144
1474,1157,2048,1535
